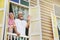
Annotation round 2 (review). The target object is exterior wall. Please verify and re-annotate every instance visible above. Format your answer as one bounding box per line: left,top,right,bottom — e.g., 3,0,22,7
1,0,60,40
0,0,9,40
54,0,60,5
0,11,4,40
0,0,5,40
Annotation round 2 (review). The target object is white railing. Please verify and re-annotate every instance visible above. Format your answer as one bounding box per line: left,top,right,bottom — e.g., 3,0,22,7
7,33,29,40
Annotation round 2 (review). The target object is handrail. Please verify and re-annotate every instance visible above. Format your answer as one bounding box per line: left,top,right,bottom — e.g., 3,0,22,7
7,32,29,39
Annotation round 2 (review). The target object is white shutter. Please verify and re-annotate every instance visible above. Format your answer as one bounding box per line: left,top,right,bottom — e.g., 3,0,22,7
29,0,41,40
29,7,41,40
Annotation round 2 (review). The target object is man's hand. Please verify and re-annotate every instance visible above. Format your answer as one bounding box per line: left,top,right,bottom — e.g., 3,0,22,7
16,32,20,36
27,15,30,21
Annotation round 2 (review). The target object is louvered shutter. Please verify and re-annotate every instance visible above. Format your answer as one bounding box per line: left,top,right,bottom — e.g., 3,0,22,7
40,0,54,40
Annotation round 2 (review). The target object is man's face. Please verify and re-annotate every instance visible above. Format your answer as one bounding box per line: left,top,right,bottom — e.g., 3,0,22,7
18,13,23,20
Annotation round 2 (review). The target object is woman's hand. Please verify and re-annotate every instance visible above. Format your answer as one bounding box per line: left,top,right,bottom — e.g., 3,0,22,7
9,25,13,29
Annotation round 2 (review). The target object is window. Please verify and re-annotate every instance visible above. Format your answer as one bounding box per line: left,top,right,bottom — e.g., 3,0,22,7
54,5,60,40
10,3,29,20
9,3,29,36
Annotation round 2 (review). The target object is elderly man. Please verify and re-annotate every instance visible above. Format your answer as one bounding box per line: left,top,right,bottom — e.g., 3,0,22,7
15,11,30,40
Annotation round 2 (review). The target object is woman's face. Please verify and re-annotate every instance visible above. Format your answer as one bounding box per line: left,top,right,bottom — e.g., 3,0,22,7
9,13,14,19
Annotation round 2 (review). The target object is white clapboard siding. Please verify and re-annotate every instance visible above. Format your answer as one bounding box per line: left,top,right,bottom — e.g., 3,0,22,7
40,0,54,40
30,0,37,7
41,0,53,4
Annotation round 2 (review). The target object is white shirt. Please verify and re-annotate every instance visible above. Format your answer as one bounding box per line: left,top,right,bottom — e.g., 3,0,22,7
15,19,27,36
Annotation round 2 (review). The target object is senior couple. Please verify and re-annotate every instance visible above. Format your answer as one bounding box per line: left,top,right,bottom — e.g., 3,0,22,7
8,11,30,40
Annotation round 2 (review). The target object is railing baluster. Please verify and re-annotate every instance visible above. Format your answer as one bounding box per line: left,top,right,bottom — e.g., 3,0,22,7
14,36,16,40
23,37,24,40
25,38,27,40
20,37,21,40
17,36,18,40
8,35,9,40
11,35,12,40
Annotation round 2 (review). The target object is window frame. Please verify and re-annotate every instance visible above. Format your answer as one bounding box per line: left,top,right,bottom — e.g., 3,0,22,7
23,0,29,2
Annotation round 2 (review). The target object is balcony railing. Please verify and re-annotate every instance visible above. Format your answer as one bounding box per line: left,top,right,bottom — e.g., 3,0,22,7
7,33,29,40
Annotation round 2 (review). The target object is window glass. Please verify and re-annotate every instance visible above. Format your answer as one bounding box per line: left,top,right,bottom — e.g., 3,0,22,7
55,5,60,40
57,18,60,39
11,4,29,20
11,0,19,3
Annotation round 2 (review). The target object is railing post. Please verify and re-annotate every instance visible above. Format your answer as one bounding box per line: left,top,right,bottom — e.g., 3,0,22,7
17,36,18,40
14,36,16,40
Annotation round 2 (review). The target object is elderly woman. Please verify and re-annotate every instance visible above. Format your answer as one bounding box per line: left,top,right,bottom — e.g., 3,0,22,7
8,12,20,40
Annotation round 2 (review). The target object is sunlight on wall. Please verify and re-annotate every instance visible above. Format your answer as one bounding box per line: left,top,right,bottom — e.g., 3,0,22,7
0,10,4,40
0,0,4,8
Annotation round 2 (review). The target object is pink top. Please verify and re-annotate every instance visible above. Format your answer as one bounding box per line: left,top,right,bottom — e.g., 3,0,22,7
8,18,15,27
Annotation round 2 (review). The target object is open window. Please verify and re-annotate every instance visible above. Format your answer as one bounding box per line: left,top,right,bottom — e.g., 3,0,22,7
54,5,60,40
7,1,29,40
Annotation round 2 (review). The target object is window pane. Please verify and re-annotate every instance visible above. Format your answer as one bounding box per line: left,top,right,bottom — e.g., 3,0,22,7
12,4,19,18
11,0,19,3
21,7,29,20
11,4,29,20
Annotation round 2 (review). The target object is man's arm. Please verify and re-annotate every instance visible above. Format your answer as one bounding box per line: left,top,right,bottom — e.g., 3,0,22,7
26,15,30,28
26,20,30,28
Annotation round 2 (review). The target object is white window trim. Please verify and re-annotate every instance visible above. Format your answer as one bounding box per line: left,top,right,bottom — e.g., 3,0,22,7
23,0,29,2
